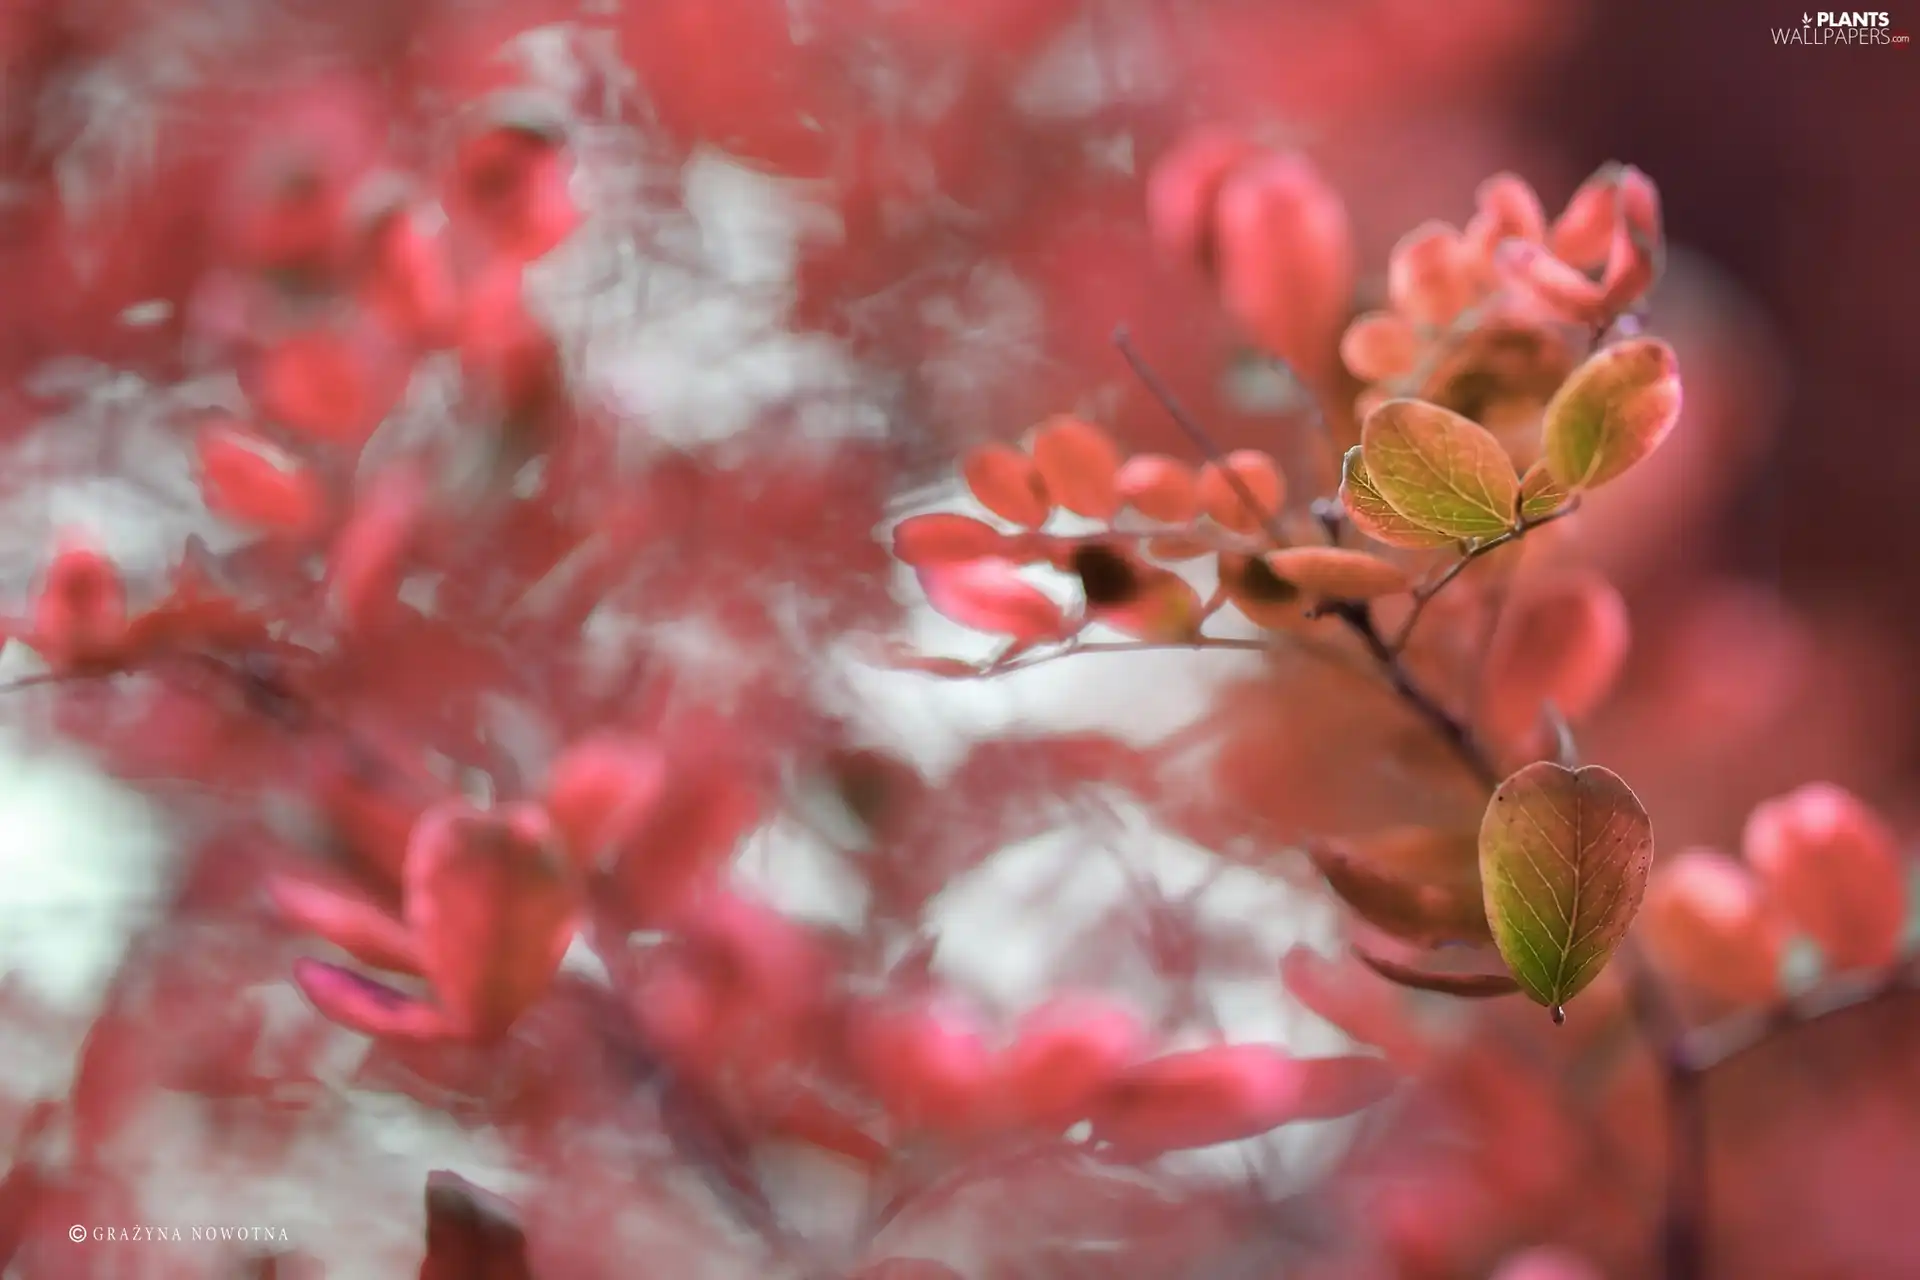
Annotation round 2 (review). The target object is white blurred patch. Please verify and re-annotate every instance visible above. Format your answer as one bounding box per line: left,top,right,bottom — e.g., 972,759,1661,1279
0,717,177,1017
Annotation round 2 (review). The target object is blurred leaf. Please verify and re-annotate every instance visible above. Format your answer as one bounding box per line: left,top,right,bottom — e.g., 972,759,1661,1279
892,513,1018,567
1360,399,1519,539
1541,338,1683,492
1089,1044,1397,1155
1306,826,1491,946
1197,449,1286,533
917,559,1072,642
1338,446,1455,549
1030,415,1122,519
1639,848,1782,1008
1262,547,1411,600
1115,453,1202,523
1479,762,1655,1016
962,443,1052,528
1352,943,1520,998
1477,571,1631,749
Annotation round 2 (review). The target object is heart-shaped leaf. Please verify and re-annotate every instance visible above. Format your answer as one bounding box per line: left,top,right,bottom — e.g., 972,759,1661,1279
1540,338,1682,492
1479,762,1655,1018
1337,447,1455,549
1360,400,1519,540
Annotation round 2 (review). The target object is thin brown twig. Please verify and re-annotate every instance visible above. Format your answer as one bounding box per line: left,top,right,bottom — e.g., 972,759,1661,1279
1387,502,1581,655
1113,327,1291,549
1112,329,1502,790
1623,946,1708,1280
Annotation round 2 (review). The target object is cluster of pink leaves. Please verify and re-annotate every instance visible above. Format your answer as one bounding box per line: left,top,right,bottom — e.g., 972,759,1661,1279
0,6,1527,1273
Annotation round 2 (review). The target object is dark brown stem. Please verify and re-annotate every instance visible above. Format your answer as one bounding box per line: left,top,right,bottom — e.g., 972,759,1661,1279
1624,949,1707,1280
1678,956,1918,1072
1113,329,1501,792
1324,600,1500,790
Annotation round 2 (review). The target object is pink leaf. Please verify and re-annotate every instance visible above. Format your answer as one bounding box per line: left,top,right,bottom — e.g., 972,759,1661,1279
543,734,667,872
404,802,581,1041
917,558,1071,642
1743,783,1907,973
270,872,423,975
328,464,430,634
291,959,448,1040
1089,1044,1397,1155
31,539,128,672
852,998,999,1136
197,417,330,537
997,993,1150,1133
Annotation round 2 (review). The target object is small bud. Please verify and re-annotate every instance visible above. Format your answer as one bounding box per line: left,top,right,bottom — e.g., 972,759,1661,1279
1597,165,1665,314
1467,173,1548,257
1493,240,1605,324
1550,166,1623,270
